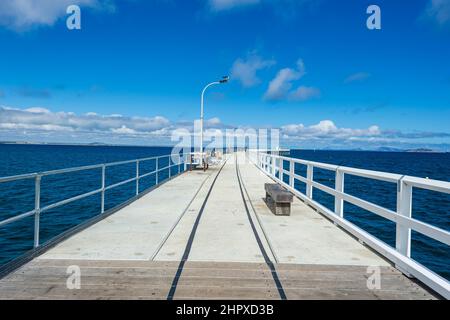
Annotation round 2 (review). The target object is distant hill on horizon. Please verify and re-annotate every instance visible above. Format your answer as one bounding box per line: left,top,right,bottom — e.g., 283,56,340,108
0,140,448,153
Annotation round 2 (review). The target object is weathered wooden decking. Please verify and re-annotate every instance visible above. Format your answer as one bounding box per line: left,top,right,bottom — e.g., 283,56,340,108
0,260,433,300
0,153,438,300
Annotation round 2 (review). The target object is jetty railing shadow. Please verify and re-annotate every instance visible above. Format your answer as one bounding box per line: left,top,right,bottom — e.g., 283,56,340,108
250,150,450,299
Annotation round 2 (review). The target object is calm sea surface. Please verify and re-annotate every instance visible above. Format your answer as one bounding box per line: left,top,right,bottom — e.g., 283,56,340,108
0,145,449,280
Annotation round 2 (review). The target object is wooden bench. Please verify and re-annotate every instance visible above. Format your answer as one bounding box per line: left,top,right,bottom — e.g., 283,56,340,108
264,183,294,216
189,153,209,171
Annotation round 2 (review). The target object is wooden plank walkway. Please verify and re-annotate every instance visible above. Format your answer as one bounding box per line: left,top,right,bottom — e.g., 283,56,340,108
0,259,436,300
0,153,440,300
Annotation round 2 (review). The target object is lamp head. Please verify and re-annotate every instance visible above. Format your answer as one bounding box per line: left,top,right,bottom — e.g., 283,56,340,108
219,76,230,83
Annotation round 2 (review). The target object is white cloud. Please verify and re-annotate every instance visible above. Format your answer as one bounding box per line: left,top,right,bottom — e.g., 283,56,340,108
207,0,317,14
230,54,275,87
111,125,137,134
206,117,222,126
0,106,231,143
1,106,448,149
208,0,260,11
24,107,51,114
0,0,114,31
288,86,320,101
424,0,450,25
281,120,382,140
0,106,170,135
264,59,313,101
280,120,450,149
344,72,371,84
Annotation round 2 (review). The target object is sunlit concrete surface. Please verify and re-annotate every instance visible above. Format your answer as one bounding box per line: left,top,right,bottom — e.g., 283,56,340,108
237,153,390,266
39,169,214,261
155,155,274,263
40,152,388,266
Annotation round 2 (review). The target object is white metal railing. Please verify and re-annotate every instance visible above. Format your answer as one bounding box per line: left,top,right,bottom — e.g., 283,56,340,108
0,153,188,250
250,151,450,299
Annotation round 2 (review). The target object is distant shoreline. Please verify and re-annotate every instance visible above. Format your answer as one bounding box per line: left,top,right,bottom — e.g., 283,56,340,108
0,141,173,148
0,141,447,153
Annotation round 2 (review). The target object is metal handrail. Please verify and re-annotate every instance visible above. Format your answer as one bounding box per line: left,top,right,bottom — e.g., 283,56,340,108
250,150,450,298
0,153,188,248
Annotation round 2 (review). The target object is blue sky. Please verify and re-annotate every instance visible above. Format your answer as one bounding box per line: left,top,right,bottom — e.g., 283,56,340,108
0,0,449,149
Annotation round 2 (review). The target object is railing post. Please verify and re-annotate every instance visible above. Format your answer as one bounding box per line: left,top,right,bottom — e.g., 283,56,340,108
289,160,294,188
279,159,283,182
306,164,313,198
335,169,344,218
272,157,276,176
33,175,41,248
169,156,171,179
136,160,140,196
156,157,159,185
396,179,412,257
101,165,105,213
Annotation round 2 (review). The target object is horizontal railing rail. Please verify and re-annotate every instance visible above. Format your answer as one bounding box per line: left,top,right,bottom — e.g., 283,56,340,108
0,153,188,250
249,150,450,299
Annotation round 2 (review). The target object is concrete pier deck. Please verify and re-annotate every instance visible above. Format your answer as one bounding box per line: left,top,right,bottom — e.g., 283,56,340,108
0,153,438,300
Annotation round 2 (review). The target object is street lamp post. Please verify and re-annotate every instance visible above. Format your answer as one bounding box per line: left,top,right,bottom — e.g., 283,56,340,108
199,76,229,161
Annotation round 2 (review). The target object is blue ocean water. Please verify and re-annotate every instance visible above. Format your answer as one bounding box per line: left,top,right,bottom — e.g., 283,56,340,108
0,144,178,268
0,145,449,281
